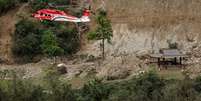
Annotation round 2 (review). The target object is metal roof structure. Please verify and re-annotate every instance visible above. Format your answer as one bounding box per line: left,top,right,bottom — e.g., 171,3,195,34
150,49,187,58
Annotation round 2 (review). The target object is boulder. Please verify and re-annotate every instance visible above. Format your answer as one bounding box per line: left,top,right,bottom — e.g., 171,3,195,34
57,63,68,74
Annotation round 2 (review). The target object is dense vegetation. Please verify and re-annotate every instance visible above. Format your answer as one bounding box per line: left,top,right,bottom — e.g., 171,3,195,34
0,0,81,63
12,20,42,62
30,0,71,11
1,69,201,101
3,1,201,101
0,0,84,63
41,30,64,57
12,19,80,62
10,0,81,63
0,0,27,14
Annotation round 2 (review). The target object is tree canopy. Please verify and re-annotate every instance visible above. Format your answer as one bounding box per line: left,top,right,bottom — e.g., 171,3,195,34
88,9,113,59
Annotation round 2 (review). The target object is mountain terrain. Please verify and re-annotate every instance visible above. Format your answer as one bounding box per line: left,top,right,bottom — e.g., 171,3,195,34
0,0,201,80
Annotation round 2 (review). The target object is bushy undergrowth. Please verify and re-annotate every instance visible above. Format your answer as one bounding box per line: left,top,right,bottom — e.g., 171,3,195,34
41,30,64,57
10,0,82,63
30,0,71,12
12,19,42,62
1,70,201,101
0,0,27,14
12,19,80,62
55,28,80,55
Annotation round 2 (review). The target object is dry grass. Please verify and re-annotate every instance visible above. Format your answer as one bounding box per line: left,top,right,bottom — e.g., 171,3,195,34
92,0,201,27
159,68,185,80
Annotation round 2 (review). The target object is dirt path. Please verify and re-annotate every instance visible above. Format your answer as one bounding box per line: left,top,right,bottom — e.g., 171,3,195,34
0,9,19,63
0,4,29,63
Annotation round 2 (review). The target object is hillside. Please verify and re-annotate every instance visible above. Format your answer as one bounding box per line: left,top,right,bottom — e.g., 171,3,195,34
79,0,201,78
0,0,201,81
0,3,30,63
0,7,17,63
86,0,201,55
1,0,201,101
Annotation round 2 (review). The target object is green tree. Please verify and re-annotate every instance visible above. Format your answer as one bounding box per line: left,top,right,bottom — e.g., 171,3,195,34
0,0,27,14
41,30,64,57
12,19,42,62
88,9,113,59
193,75,201,92
132,71,165,101
80,79,111,101
43,66,76,101
56,28,80,55
0,0,16,14
30,0,70,12
163,78,197,101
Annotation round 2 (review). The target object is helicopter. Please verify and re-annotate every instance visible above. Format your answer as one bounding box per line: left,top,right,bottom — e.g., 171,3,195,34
32,8,90,22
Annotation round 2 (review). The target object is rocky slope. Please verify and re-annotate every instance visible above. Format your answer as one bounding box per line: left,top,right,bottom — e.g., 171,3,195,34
85,0,201,56
1,0,201,80
78,0,201,79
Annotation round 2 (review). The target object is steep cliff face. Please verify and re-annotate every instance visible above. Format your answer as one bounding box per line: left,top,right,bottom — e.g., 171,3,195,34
85,0,201,57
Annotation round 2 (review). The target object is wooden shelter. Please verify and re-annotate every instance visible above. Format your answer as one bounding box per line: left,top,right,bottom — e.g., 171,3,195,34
149,49,188,68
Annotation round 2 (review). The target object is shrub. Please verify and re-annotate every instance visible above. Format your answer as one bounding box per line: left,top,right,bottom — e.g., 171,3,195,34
193,76,201,92
167,40,178,49
0,70,45,101
1,70,201,101
30,0,71,12
107,71,166,101
12,19,80,62
80,79,111,101
41,30,64,57
0,0,27,14
163,78,197,101
134,71,165,101
0,0,16,14
12,19,42,62
43,66,76,101
30,0,48,12
56,28,80,55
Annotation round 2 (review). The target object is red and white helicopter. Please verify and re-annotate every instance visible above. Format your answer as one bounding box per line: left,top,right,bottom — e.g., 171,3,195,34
32,9,90,22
